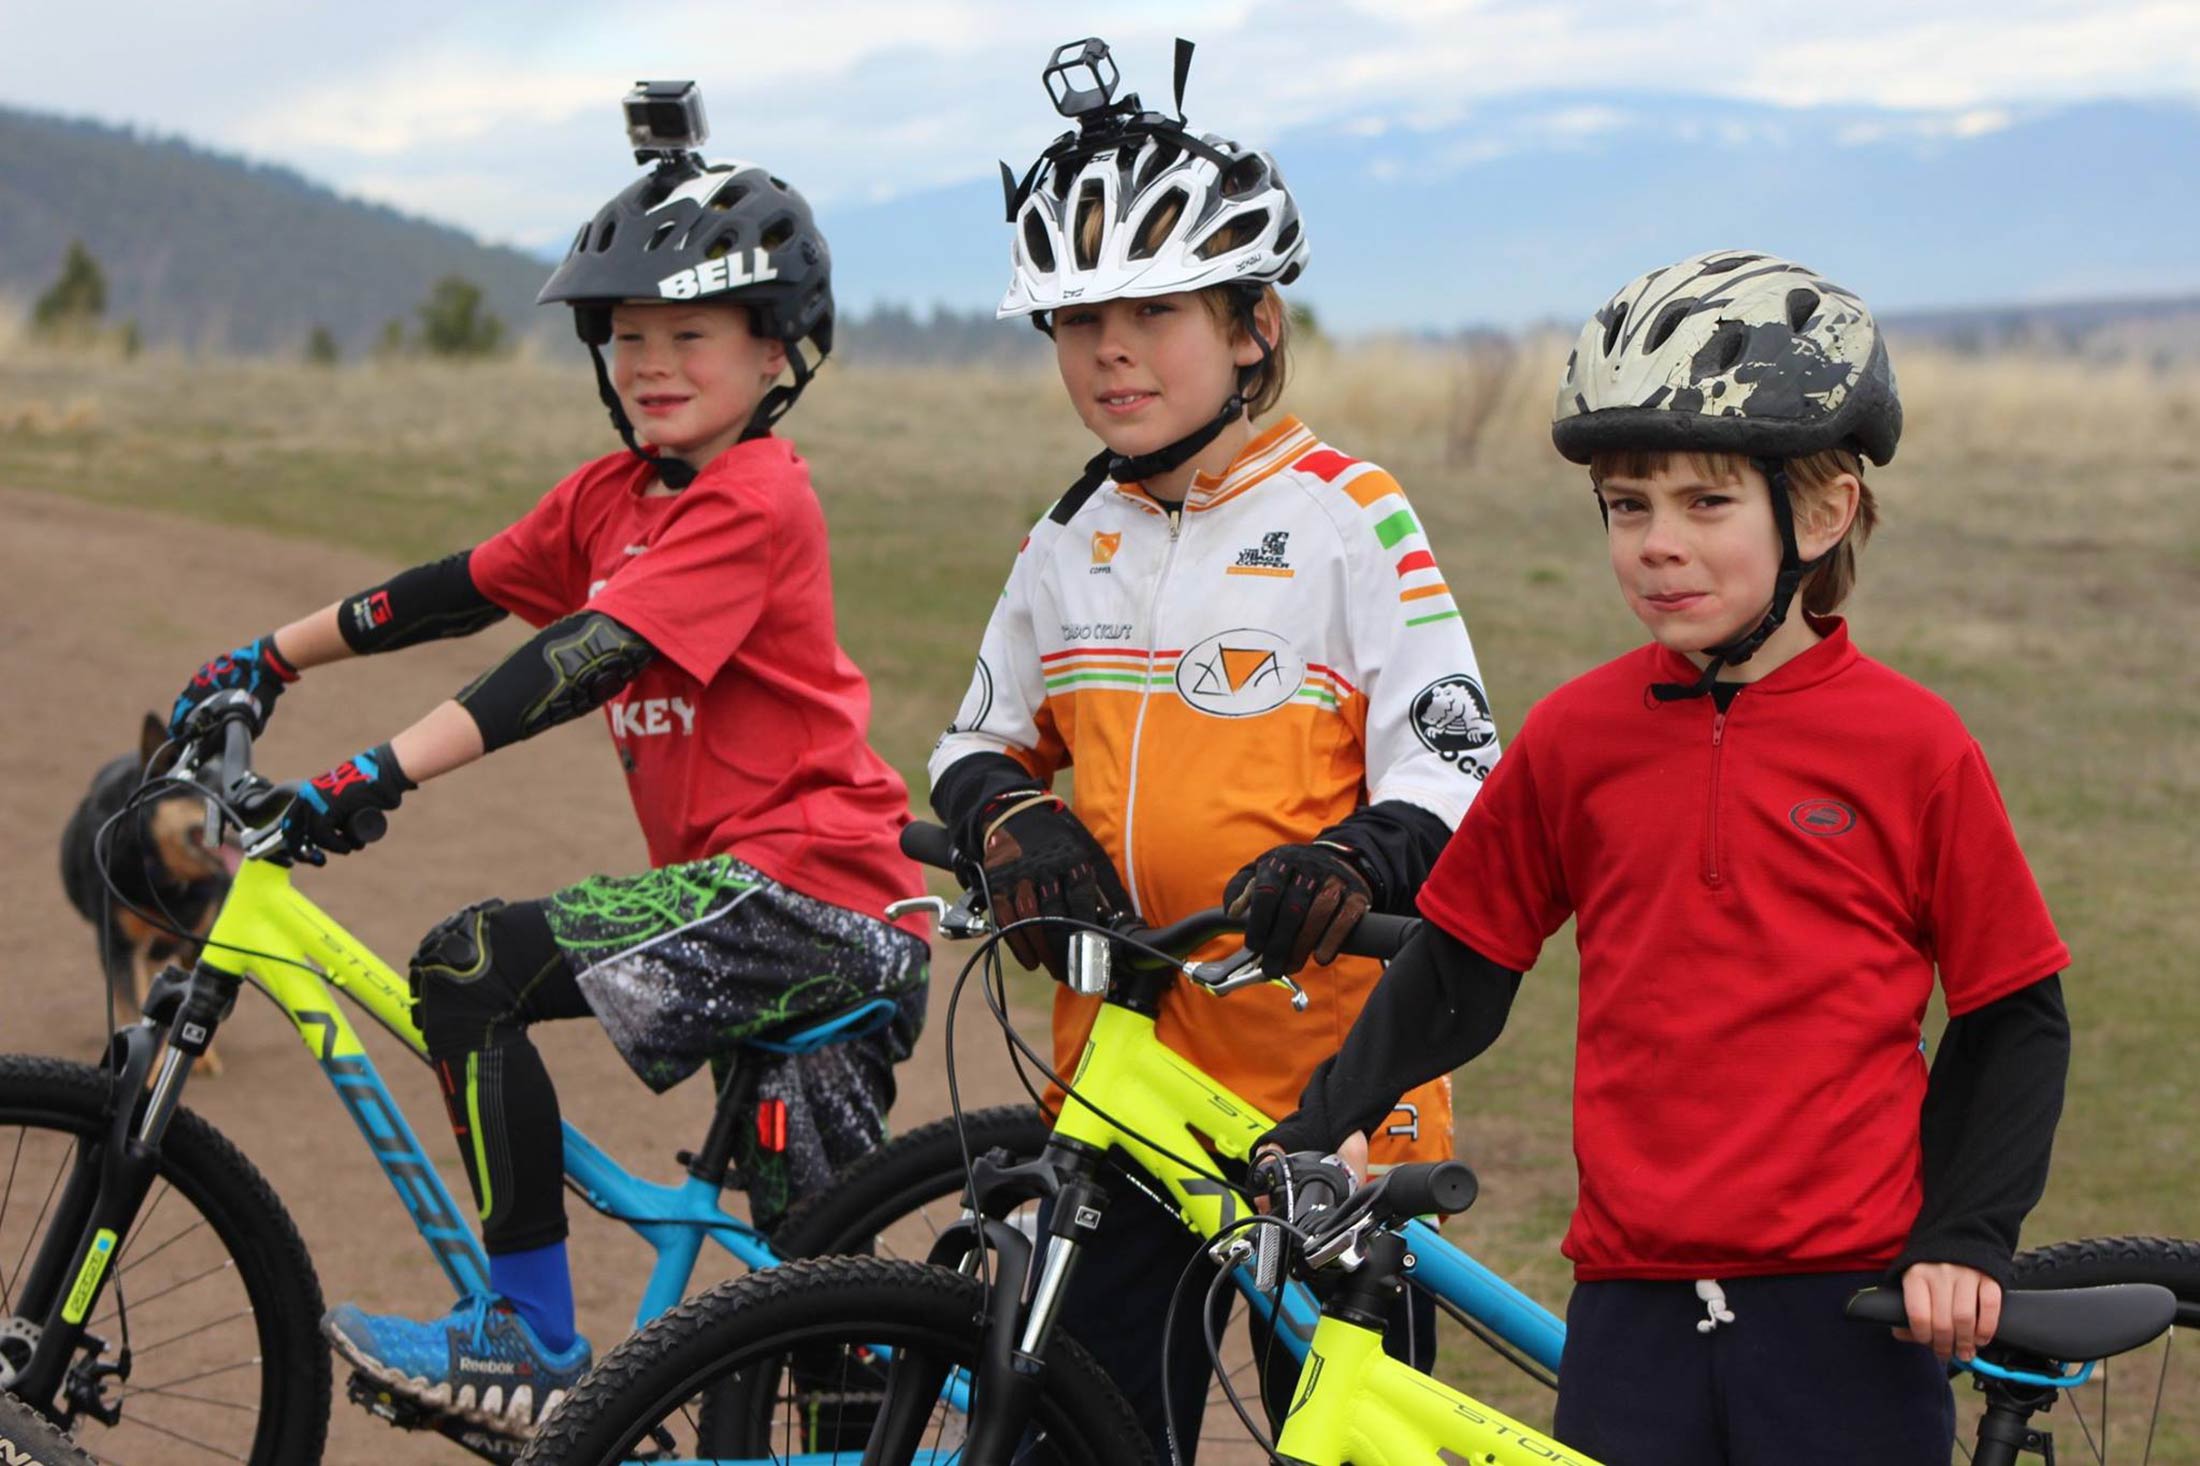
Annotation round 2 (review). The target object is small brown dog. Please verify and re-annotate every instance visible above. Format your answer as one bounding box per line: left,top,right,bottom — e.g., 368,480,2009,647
58,715,235,1072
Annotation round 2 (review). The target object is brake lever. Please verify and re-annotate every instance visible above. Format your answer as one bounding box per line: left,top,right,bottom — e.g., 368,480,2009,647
885,891,993,941
1187,950,1309,1012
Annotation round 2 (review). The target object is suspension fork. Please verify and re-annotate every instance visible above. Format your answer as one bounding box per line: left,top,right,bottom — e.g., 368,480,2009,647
11,1024,169,1402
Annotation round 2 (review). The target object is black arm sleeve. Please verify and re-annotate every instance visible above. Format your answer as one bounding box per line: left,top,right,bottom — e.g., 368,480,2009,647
455,611,656,754
1261,923,1523,1157
1319,800,1454,913
1891,973,2070,1286
336,549,508,654
931,751,1047,855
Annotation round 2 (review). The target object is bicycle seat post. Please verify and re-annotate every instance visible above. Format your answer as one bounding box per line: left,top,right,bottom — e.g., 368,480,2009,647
686,1057,762,1190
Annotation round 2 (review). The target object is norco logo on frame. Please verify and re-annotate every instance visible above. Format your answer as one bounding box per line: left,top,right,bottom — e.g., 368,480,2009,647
658,248,779,299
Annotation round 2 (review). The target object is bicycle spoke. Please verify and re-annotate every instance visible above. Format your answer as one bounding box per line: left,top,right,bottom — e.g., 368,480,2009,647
8,1138,74,1305
127,1305,254,1359
2141,1325,2170,1466
117,1183,175,1266
121,1355,262,1396
99,1408,248,1462
115,1212,210,1283
110,1380,257,1414
95,1257,235,1327
0,1125,32,1312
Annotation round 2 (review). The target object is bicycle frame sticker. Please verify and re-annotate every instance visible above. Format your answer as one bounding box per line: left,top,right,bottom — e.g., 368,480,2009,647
61,1228,118,1325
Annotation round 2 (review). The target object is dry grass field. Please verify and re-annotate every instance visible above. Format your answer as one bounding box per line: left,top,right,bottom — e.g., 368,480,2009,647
1,335,2196,1459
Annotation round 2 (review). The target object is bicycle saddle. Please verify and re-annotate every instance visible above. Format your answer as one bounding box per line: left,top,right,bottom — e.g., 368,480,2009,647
1845,1282,2176,1362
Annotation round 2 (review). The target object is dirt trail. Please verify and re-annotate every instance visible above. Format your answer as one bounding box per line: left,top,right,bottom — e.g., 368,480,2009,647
1,486,1163,1462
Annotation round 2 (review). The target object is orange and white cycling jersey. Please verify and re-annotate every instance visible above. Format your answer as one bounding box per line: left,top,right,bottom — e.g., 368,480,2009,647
931,416,1499,1167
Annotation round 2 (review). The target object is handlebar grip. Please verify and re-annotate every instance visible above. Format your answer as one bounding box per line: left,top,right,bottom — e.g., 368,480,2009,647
220,716,253,788
1379,1161,1478,1219
1340,912,1418,961
901,821,957,872
347,809,388,847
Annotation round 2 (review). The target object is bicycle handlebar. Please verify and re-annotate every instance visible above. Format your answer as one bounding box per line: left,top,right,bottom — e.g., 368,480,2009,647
898,820,1417,962
175,692,386,856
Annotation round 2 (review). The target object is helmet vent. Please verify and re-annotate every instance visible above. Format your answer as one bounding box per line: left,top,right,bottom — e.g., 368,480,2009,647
1692,320,1750,378
709,181,750,212
1021,210,1056,272
1134,140,1182,193
1700,254,1759,274
1274,216,1301,255
1197,209,1267,261
1785,288,1821,333
1220,155,1267,201
1073,179,1106,270
1601,302,1628,356
1129,189,1188,261
1644,299,1693,354
761,216,796,251
646,220,678,251
705,231,738,260
593,217,618,252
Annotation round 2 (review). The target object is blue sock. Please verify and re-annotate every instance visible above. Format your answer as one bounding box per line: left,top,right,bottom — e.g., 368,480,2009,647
488,1241,577,1354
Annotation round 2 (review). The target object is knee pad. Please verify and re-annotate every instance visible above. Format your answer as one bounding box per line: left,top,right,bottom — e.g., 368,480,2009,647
411,899,563,1052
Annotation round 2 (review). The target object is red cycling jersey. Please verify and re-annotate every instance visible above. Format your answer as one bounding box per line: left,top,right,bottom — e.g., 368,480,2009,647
469,440,922,931
1418,619,2068,1280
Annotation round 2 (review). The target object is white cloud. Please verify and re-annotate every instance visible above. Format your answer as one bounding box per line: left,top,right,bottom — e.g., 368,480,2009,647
0,0,2192,250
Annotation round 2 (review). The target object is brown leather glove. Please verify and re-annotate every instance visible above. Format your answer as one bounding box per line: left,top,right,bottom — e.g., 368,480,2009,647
970,790,1132,980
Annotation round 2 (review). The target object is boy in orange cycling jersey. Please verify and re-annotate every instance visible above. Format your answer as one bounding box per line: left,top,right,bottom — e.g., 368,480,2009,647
165,105,927,1439
930,40,1499,1460
1265,251,2071,1466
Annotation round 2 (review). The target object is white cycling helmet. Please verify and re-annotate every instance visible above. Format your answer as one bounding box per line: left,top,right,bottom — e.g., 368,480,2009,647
997,38,1308,324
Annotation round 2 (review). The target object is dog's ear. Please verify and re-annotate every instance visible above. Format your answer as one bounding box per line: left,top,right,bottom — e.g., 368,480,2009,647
141,712,175,776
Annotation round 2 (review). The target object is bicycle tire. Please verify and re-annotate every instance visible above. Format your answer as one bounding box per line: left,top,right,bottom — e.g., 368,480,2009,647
0,1392,94,1466
771,1103,1051,1262
0,1054,329,1465
519,1255,1155,1465
2013,1235,2200,1325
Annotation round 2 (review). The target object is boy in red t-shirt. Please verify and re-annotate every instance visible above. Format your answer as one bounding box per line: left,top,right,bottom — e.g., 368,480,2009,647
165,137,926,1437
1262,251,2071,1465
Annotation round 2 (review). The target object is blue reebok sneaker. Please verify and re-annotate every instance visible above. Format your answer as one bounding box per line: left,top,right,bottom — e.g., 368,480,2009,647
322,1295,592,1437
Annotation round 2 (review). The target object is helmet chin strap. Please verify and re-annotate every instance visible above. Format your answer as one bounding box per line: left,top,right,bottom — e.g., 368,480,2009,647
1649,458,1823,703
1099,292,1274,488
585,340,818,491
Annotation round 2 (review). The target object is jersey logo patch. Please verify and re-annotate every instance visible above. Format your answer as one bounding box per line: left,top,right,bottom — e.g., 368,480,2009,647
1789,799,1858,837
1227,530,1295,578
1411,675,1498,773
1090,531,1121,572
1175,628,1306,719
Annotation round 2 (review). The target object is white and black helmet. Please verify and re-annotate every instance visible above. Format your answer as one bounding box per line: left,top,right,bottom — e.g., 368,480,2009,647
1552,249,1900,467
1000,39,1306,486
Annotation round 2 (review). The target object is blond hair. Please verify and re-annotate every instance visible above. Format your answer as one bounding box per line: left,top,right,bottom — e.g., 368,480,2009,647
1588,448,1878,616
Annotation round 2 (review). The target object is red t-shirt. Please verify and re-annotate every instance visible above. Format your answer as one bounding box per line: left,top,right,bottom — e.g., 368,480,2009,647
1418,620,2068,1281
469,441,923,931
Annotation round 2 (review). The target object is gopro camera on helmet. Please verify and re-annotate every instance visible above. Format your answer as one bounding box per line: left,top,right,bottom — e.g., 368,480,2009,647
624,80,708,163
1044,38,1124,122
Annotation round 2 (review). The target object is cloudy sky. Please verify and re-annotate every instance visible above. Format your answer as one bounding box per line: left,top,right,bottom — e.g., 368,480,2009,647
5,0,2195,252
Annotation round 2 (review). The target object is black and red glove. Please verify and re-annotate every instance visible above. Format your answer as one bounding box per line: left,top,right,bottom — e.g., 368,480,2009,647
282,744,413,865
1224,841,1374,977
168,635,299,739
967,789,1131,981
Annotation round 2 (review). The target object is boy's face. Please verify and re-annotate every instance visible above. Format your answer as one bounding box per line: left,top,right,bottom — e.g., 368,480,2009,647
1051,292,1264,460
609,302,788,465
1596,460,1789,656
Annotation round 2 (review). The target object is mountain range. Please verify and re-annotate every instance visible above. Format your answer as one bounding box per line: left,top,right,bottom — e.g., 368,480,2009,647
3,93,2197,356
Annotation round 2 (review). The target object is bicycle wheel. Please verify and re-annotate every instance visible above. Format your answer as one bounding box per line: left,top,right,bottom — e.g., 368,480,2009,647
1982,1235,2200,1465
520,1255,1154,1465
771,1104,1050,1263
0,1392,94,1466
0,1055,329,1465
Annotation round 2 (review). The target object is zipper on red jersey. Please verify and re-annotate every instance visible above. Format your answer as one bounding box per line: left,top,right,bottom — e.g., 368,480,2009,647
1703,708,1728,886
1119,507,1183,917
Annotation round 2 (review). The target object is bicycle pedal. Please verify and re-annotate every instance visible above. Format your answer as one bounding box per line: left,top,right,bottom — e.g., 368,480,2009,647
345,1371,527,1461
